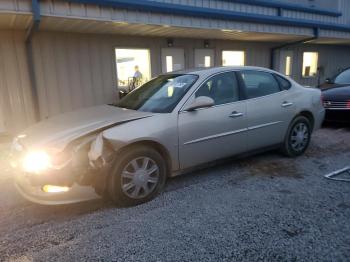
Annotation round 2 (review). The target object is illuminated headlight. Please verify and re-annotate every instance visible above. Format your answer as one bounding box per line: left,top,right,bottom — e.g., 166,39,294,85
22,151,51,173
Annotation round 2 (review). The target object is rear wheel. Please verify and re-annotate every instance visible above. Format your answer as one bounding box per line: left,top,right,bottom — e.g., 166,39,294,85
282,116,311,157
108,146,167,206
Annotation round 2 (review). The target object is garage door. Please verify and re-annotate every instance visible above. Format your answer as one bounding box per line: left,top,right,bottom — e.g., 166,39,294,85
161,48,185,73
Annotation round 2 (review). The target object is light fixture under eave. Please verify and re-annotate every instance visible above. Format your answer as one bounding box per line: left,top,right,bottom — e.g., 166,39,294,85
114,21,129,25
221,29,243,33
167,38,174,47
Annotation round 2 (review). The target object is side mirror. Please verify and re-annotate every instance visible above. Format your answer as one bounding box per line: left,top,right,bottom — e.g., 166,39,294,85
183,96,214,111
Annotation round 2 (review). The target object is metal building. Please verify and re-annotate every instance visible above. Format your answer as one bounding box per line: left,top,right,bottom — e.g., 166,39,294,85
1,0,350,135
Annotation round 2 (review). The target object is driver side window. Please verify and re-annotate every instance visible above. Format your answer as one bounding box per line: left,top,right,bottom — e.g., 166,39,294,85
195,72,240,105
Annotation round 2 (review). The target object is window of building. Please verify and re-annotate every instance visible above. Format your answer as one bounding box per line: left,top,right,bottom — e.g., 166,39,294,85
115,48,151,89
166,56,173,73
302,52,318,78
195,72,240,105
204,56,211,67
240,71,281,99
285,55,292,76
222,51,245,66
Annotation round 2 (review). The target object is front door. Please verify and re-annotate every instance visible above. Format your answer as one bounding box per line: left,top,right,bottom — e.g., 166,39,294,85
194,49,214,68
178,71,247,169
239,70,296,151
161,48,185,73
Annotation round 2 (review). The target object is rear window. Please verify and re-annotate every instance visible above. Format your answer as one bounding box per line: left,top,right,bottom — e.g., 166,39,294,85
274,74,292,90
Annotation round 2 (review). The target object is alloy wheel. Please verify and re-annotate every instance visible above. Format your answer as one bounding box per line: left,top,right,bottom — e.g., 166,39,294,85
121,157,160,199
290,122,309,152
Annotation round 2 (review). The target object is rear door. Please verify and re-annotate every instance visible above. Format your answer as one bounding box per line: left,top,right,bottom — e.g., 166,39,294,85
239,70,296,151
178,71,247,169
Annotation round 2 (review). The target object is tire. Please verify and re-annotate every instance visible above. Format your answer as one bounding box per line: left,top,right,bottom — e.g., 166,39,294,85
282,116,312,157
108,146,167,206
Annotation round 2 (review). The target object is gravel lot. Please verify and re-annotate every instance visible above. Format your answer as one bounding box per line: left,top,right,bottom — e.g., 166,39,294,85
0,125,349,262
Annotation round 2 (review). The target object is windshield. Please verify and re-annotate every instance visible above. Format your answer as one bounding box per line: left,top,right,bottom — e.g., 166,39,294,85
116,74,198,113
334,68,350,84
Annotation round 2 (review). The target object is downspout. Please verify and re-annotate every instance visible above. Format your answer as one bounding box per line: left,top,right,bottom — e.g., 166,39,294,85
25,0,41,122
270,27,320,70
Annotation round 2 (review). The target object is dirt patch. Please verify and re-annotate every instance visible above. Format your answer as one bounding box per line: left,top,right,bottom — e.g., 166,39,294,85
306,127,350,158
239,158,303,179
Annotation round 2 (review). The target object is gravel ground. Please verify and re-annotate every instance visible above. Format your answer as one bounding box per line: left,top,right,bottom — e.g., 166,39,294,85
0,125,349,262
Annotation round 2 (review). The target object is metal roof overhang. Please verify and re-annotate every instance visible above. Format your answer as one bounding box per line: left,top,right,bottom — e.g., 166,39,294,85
38,16,310,43
67,0,350,33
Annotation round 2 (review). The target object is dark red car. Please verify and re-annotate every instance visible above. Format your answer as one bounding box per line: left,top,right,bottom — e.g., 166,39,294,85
320,68,350,123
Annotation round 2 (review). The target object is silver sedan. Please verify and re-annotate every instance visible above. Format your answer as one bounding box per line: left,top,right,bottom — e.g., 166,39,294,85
10,66,325,206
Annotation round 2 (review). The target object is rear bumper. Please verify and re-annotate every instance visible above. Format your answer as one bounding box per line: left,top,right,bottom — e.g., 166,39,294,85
15,172,99,205
324,109,350,123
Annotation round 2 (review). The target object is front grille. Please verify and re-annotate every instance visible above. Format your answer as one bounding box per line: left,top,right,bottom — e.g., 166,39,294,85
323,100,350,110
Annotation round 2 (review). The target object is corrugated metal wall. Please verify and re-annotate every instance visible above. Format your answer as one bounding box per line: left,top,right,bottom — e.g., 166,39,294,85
276,44,350,86
31,32,277,120
38,0,313,37
0,30,36,134
32,32,118,120
1,29,350,133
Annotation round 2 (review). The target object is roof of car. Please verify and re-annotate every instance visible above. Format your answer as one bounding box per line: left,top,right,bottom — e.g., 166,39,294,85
164,66,276,77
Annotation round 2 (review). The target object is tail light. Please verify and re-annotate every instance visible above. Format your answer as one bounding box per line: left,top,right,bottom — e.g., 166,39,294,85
347,100,350,109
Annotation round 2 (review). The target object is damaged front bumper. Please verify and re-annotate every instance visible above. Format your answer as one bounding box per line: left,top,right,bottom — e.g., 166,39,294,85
11,134,115,205
15,172,100,205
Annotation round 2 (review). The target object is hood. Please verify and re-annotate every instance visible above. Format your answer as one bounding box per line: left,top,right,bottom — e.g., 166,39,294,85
17,105,153,152
322,85,350,101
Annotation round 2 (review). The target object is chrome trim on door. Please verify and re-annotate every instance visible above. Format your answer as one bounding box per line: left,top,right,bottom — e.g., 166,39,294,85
184,121,282,145
184,128,248,145
247,121,283,131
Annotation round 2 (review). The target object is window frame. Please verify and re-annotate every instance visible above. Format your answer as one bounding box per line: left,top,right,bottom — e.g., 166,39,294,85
194,71,242,106
273,74,292,90
237,70,285,101
221,50,246,67
302,52,319,79
180,70,245,112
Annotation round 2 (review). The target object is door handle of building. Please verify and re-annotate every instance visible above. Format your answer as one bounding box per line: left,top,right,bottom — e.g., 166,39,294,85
281,101,293,107
229,111,244,118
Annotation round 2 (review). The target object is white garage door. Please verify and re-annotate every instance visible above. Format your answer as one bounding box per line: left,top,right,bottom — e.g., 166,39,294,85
161,48,185,73
194,49,214,68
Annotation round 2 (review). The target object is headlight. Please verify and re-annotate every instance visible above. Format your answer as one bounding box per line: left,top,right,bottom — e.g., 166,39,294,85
22,151,51,173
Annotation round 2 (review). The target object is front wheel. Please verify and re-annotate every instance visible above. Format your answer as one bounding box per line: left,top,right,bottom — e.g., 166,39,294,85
282,116,312,157
108,146,167,206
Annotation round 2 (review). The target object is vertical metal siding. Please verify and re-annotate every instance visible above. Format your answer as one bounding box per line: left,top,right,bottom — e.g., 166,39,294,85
32,32,118,120
0,30,36,134
280,44,350,86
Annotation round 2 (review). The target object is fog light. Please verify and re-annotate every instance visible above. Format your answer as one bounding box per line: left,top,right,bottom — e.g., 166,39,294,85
42,185,70,193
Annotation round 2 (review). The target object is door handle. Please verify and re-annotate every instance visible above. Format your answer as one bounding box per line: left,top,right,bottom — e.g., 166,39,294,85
281,101,293,107
229,111,244,118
